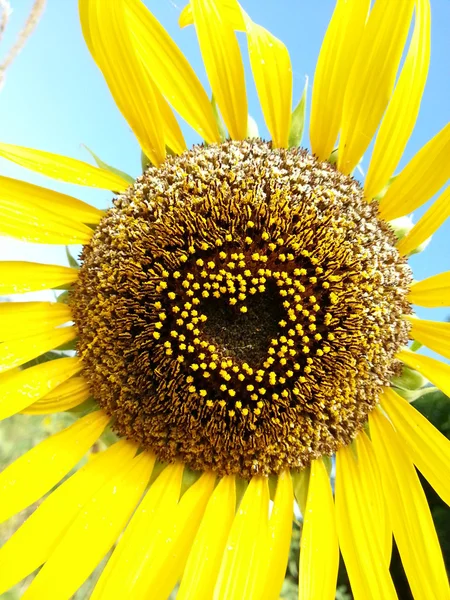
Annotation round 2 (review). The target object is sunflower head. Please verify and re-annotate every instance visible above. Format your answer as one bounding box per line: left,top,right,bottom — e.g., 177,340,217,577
0,1,449,599
71,140,412,477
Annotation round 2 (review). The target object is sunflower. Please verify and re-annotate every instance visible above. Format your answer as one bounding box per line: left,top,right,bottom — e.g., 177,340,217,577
0,0,449,598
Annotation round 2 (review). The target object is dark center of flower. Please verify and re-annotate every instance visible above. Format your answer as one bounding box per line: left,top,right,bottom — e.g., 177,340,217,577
70,140,411,478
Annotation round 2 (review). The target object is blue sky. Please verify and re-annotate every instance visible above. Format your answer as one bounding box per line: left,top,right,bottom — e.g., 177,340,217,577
0,0,449,330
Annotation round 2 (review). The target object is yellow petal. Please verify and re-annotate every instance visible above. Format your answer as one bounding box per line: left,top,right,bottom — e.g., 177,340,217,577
23,451,153,600
214,477,270,600
0,302,72,341
90,462,183,600
309,0,370,161
397,186,450,256
397,348,450,397
130,472,216,600
0,440,136,595
191,0,247,141
0,175,102,224
354,432,392,563
369,409,450,599
299,459,339,600
0,142,130,190
381,387,450,506
292,465,310,514
364,0,431,200
408,270,450,307
151,84,187,155
79,0,165,166
22,376,91,415
338,0,415,174
124,0,220,145
0,410,109,524
177,476,236,600
378,123,450,220
0,262,77,295
335,443,397,600
405,316,450,361
242,12,292,148
0,357,82,420
258,470,293,600
0,326,76,375
0,197,95,245
179,0,245,31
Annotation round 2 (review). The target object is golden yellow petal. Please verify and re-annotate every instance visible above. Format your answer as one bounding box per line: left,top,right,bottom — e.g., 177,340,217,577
299,459,339,600
79,0,166,166
378,123,450,220
22,376,91,415
90,462,183,600
0,326,76,375
124,0,220,145
0,142,130,190
214,477,270,600
191,0,247,140
177,476,236,600
151,83,187,155
0,410,109,524
354,432,392,563
179,0,245,31
22,451,153,600
0,302,72,342
369,409,450,598
0,262,77,295
406,316,450,361
0,175,102,224
397,186,450,256
258,471,294,600
127,472,216,600
338,0,415,174
397,348,450,397
242,12,292,148
0,357,82,420
0,440,136,595
364,0,431,200
309,0,370,161
380,387,450,506
335,443,397,599
408,270,450,307
0,199,93,245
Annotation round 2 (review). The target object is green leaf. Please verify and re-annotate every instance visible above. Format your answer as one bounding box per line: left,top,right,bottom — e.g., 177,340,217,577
56,339,78,352
394,385,438,403
67,397,99,418
141,149,150,172
410,339,423,352
374,174,398,201
412,388,450,437
65,246,79,269
390,364,428,390
21,351,63,369
288,76,308,148
57,290,70,304
322,455,333,476
82,145,134,184
291,466,310,515
328,147,338,165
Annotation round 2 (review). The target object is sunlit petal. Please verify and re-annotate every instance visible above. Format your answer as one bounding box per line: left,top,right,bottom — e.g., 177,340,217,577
378,123,450,220
309,0,369,161
364,0,431,200
338,0,415,174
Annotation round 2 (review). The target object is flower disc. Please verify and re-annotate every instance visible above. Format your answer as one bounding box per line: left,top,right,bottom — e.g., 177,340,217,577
71,140,411,477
